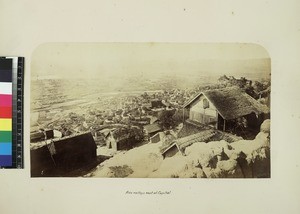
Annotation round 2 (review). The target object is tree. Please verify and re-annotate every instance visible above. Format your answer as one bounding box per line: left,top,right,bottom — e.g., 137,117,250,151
172,109,184,125
113,126,144,144
158,109,176,129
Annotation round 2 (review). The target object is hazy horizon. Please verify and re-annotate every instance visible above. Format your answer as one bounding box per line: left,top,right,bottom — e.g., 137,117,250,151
31,43,271,81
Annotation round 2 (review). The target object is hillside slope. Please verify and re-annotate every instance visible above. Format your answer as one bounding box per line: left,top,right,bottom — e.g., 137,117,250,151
88,120,270,178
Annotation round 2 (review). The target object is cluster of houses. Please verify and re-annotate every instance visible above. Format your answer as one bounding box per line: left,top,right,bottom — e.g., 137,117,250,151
31,85,270,176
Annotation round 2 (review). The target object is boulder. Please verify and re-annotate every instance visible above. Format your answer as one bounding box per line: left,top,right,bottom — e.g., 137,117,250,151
213,159,244,178
260,119,270,134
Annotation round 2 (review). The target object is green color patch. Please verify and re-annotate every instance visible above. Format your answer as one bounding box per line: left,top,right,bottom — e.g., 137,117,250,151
0,131,12,142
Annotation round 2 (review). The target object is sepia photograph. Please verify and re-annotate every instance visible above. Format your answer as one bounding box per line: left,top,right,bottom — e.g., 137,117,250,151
2,0,300,213
30,43,271,178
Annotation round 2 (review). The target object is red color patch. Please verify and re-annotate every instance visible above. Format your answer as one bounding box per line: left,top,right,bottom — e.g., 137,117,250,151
0,106,12,118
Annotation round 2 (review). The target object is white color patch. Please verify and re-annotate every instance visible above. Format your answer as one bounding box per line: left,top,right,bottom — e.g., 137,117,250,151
0,82,12,95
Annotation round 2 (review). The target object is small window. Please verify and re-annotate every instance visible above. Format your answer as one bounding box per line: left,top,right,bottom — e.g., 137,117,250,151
203,98,209,109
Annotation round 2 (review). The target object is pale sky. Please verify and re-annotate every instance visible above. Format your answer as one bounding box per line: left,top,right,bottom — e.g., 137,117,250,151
31,43,270,79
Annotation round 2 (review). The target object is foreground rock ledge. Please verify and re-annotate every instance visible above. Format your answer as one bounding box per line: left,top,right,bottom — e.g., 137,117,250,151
88,119,271,178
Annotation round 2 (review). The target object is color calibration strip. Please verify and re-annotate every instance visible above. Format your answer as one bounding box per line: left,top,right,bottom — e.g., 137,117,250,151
0,57,24,168
0,58,13,166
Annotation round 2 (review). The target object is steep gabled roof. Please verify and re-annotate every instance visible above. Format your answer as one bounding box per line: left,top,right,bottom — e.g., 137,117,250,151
184,87,269,120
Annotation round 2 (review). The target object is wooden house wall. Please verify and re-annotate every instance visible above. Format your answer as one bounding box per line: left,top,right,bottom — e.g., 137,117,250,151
188,95,218,125
31,146,54,177
115,136,137,151
53,133,97,169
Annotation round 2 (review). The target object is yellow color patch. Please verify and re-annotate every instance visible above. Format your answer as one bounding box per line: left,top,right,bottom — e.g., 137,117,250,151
0,119,12,131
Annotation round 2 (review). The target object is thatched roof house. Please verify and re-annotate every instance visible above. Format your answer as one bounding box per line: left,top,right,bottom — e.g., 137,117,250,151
184,87,269,120
105,127,143,151
183,87,270,133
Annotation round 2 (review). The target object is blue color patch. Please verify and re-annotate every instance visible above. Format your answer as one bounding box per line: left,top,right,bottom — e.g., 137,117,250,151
0,143,12,155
